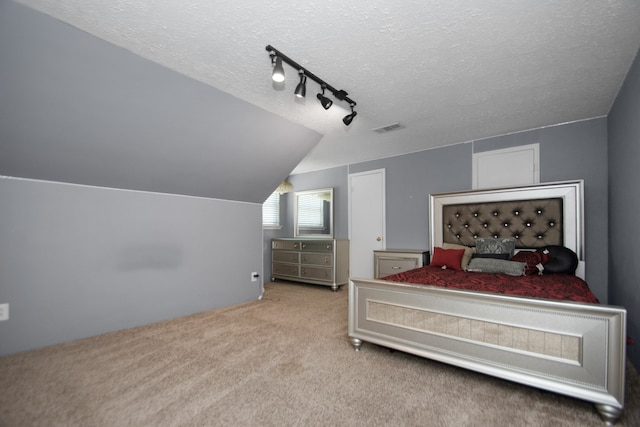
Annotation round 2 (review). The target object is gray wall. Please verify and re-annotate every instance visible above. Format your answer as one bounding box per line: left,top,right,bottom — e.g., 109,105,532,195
608,48,640,368
280,118,610,303
349,143,472,250
0,177,263,355
0,1,308,357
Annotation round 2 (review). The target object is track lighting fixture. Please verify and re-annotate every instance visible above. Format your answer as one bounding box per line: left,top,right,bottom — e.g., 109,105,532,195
316,85,333,110
343,104,358,126
294,71,307,98
265,45,358,125
270,54,285,83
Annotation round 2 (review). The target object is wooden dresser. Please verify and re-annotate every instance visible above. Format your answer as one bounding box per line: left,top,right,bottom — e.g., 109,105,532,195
374,249,430,278
271,238,349,291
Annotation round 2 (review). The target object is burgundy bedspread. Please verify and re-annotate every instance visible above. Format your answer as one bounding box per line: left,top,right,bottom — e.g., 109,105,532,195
381,266,599,304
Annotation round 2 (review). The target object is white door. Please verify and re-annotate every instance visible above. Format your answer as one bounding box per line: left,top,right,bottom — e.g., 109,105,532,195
349,169,385,279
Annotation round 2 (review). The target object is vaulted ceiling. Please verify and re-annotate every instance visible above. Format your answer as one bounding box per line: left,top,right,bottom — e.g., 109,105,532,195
1,1,322,202
4,1,640,186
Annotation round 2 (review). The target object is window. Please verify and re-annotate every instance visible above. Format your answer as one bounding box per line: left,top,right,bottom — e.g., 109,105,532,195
262,192,281,227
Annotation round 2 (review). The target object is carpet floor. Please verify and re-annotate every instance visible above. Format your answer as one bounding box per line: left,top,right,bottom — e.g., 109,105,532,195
1,281,638,426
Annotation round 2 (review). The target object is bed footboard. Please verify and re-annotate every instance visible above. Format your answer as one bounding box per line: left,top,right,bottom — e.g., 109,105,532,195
348,278,627,424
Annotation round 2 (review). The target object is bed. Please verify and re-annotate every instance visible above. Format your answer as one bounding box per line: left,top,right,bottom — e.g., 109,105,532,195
348,180,627,424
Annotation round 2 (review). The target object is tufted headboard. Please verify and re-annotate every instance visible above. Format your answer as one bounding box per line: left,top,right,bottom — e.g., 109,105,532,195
430,180,585,277
442,198,563,248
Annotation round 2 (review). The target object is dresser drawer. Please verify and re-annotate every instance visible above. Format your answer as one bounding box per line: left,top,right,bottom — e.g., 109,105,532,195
272,240,301,251
272,262,300,277
301,252,333,266
273,251,299,264
300,266,333,282
378,258,420,277
374,250,429,278
300,241,333,253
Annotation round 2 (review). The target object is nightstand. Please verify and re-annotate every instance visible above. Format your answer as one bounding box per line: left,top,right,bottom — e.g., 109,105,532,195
374,249,430,278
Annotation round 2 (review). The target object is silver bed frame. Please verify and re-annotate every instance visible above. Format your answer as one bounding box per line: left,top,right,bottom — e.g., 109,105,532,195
348,181,626,424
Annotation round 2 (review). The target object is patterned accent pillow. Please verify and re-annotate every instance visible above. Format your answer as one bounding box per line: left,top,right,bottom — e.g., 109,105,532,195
475,237,516,258
511,251,550,275
467,258,526,276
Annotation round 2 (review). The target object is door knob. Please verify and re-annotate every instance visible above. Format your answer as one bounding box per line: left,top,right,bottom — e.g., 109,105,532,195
376,236,382,241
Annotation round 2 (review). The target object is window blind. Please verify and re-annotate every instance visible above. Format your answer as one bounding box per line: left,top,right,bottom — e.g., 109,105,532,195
297,194,324,227
262,192,280,226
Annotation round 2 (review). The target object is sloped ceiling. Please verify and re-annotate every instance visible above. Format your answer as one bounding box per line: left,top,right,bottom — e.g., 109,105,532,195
0,1,322,202
3,1,640,194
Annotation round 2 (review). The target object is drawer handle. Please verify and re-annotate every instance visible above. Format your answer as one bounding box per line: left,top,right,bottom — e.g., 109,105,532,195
392,266,401,269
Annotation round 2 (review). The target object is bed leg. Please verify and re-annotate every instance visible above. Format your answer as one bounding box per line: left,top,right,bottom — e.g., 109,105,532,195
350,337,363,351
594,404,622,425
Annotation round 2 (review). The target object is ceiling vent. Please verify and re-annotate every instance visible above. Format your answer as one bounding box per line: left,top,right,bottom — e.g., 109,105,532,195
372,122,405,134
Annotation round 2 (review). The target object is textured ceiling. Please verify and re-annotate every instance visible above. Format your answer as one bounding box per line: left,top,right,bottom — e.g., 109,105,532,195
14,0,640,174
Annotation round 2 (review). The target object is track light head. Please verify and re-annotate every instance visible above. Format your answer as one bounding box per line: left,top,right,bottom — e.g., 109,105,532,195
294,72,307,98
343,104,357,126
271,55,285,83
343,111,357,125
317,93,333,109
316,85,333,110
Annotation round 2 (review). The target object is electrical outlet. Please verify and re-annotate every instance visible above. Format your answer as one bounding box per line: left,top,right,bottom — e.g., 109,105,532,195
251,272,259,282
0,303,8,321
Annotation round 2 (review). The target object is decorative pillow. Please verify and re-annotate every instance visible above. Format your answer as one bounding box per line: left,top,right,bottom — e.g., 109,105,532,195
511,251,550,275
443,243,475,270
472,253,511,260
537,245,578,274
475,238,516,258
467,258,526,276
430,247,465,271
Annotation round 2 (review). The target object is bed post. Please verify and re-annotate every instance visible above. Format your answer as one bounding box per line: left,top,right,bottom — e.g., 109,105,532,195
595,404,623,425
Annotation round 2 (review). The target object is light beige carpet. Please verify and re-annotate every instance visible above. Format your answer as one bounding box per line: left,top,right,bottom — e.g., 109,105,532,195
1,281,638,426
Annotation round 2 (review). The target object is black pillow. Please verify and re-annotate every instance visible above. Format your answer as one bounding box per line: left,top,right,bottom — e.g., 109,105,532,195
472,253,511,260
537,245,578,274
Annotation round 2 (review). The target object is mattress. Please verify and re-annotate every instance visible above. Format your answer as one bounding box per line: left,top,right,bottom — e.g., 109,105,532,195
381,266,599,304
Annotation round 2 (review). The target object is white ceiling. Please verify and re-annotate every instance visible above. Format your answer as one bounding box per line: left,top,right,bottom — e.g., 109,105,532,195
14,0,640,174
